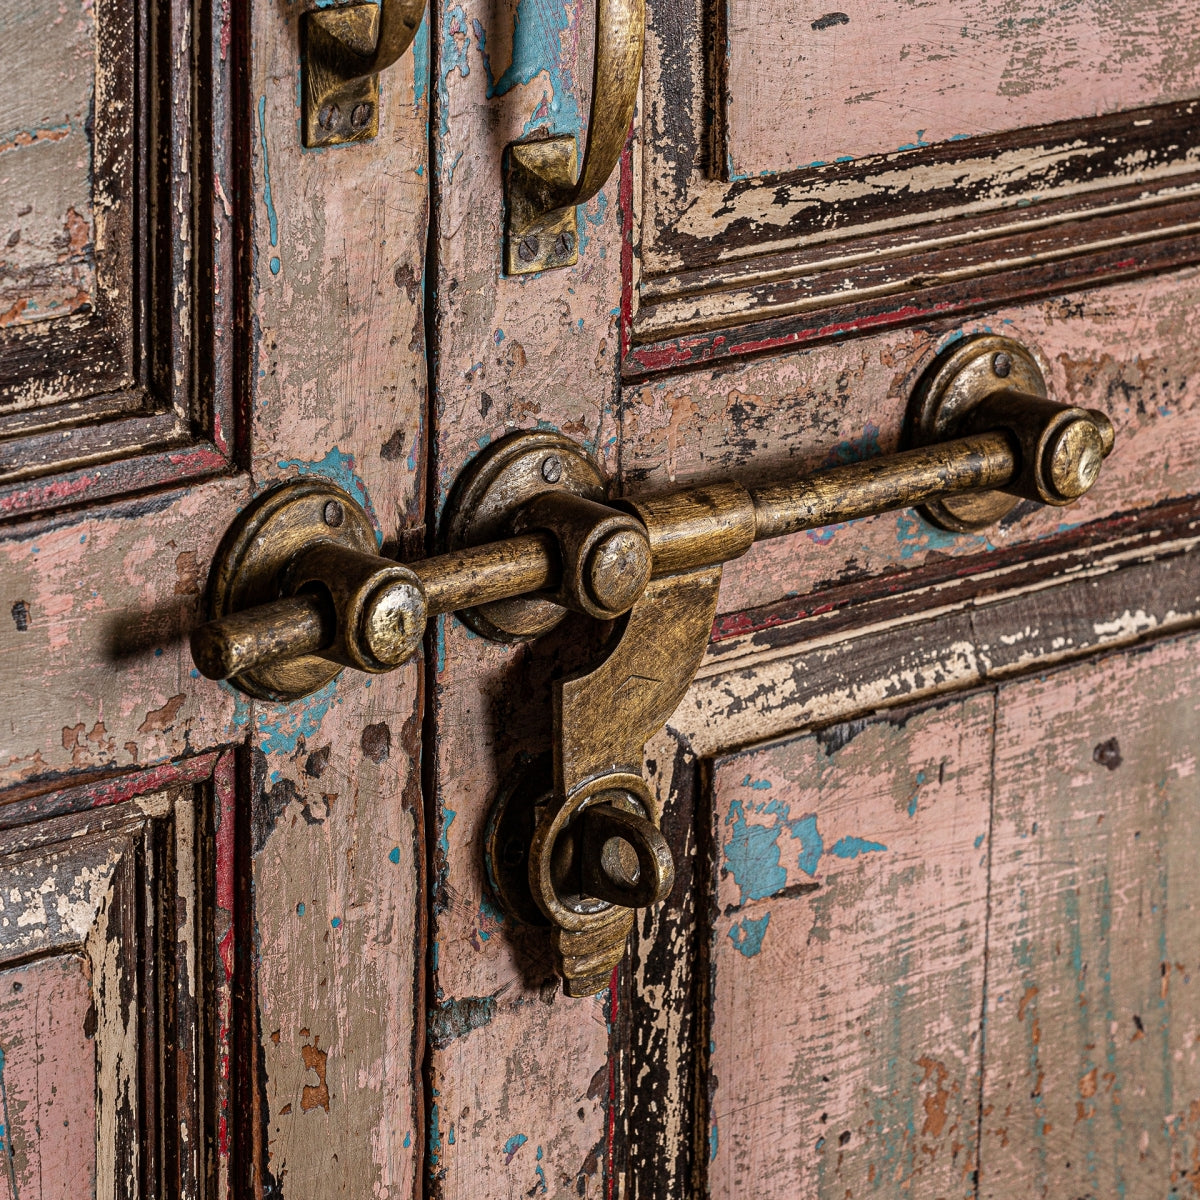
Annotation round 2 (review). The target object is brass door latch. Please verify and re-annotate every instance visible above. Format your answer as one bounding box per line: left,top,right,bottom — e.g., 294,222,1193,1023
192,335,1115,993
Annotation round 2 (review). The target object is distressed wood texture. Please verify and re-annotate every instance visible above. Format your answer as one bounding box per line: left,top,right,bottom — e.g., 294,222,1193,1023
720,0,1200,178
0,0,97,328
0,0,239,511
423,0,628,1185
628,524,1200,1196
634,0,1200,368
0,766,227,1200
243,1,430,1195
708,696,992,1198
981,639,1200,1197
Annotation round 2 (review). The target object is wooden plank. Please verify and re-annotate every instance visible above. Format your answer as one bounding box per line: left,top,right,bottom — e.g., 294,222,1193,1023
719,0,1200,179
705,694,993,1198
981,634,1200,1197
244,1,430,1193
0,0,97,330
0,957,96,1200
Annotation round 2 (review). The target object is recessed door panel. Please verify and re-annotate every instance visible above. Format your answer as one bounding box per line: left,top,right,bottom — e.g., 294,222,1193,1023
720,0,1200,179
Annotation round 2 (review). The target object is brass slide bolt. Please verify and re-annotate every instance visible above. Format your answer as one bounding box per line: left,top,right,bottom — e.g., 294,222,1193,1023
192,335,1115,992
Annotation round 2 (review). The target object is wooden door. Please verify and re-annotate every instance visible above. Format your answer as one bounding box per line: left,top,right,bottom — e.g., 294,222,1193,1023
0,2,427,1195
424,0,1200,1198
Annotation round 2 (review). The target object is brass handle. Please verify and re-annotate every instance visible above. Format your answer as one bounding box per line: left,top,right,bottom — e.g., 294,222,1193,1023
502,0,644,273
303,0,426,147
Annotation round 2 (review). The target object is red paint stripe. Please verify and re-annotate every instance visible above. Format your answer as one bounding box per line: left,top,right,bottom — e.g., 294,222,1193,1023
618,135,636,367
0,445,229,519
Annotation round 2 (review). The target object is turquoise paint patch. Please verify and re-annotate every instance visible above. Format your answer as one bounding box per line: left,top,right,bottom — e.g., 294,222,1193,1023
974,833,985,849
830,836,887,859
794,814,823,876
710,1118,719,1162
258,96,279,253
411,12,430,105
740,774,771,790
389,846,401,864
296,902,305,915
825,421,882,467
255,678,340,756
728,912,771,957
723,798,788,903
278,446,379,537
404,1130,412,1148
270,256,280,275
331,916,342,928
907,769,926,818
895,508,985,561
221,681,252,730
503,1133,528,1163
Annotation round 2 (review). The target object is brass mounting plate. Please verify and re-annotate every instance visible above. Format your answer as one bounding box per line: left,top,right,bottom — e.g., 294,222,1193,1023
442,430,605,641
205,480,377,701
303,5,382,148
503,136,581,276
907,334,1048,533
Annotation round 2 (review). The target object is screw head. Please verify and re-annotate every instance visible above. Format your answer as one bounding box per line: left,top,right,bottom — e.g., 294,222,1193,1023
992,352,1012,378
317,102,340,130
350,102,373,129
1043,417,1105,501
554,230,576,259
540,455,563,483
518,234,540,264
323,499,345,528
585,527,652,615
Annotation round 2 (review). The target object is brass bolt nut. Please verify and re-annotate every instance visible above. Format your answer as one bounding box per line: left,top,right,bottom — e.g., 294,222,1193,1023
1043,417,1105,501
585,527,652,616
359,574,427,668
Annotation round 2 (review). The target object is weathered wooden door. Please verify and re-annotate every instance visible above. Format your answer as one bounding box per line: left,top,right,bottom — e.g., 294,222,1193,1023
7,0,1200,1197
0,1,428,1195
422,0,1200,1198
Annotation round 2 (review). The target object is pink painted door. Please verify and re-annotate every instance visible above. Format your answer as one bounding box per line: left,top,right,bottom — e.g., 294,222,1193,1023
0,2,427,1196
6,0,1200,1198
423,0,1200,1196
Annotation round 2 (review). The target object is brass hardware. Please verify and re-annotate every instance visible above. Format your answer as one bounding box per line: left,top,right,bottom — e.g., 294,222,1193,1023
908,334,1114,531
502,0,645,274
303,0,426,148
191,334,1115,991
190,481,426,701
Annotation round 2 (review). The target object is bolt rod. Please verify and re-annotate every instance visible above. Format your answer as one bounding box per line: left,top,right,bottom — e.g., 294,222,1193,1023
191,430,1031,681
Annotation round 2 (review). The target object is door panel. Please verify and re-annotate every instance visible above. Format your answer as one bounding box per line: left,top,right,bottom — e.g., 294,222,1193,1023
709,696,993,1198
982,640,1200,1196
719,0,1200,178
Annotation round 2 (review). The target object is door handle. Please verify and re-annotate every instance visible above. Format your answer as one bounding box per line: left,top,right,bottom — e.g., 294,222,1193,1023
303,0,426,147
191,334,1114,991
502,0,644,274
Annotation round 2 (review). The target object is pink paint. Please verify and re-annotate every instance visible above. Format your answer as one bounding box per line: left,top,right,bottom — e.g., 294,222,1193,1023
721,0,1200,178
0,957,97,1200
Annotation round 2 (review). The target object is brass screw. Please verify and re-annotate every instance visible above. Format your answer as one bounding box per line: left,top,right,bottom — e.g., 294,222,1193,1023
554,231,576,258
518,234,540,264
317,103,340,130
541,455,563,483
1043,417,1105,500
351,102,373,129
323,499,345,527
585,528,652,615
992,352,1012,378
